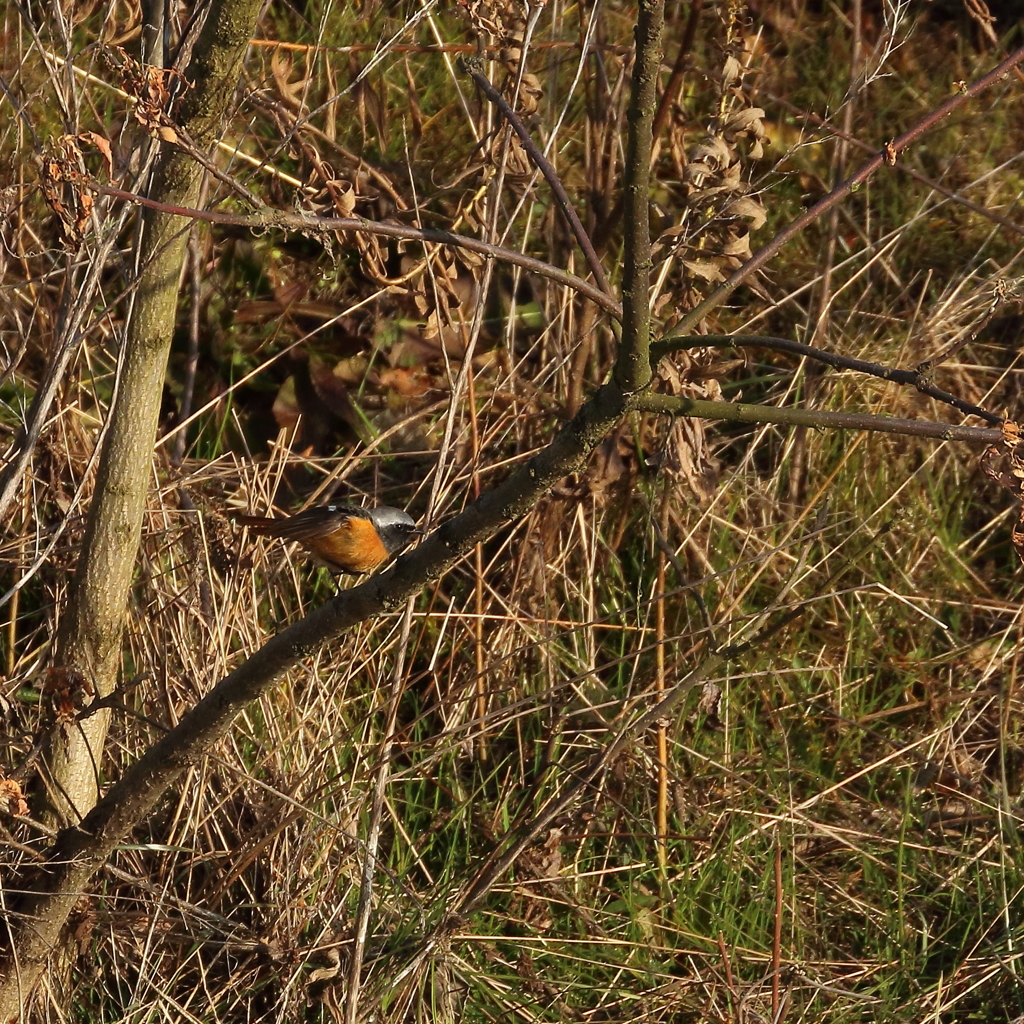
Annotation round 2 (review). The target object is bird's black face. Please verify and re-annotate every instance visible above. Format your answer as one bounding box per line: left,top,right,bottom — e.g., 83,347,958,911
367,507,423,556
380,520,422,555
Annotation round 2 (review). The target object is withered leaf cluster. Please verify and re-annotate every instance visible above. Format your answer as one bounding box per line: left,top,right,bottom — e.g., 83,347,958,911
982,420,1024,565
38,132,111,247
105,46,190,143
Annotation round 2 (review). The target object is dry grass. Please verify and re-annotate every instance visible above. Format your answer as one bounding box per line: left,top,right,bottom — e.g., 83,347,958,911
3,0,1024,1021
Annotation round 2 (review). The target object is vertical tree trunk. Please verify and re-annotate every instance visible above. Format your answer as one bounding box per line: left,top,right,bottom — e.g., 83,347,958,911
1,0,263,1017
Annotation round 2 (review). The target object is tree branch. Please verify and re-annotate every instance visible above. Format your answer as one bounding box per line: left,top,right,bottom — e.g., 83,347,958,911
632,391,1003,443
95,184,623,319
653,334,1003,424
0,382,630,1013
615,0,664,393
461,59,612,298
674,41,1024,335
762,87,1024,241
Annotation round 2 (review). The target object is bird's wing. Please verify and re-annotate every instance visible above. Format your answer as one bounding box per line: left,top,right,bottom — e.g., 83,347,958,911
232,506,365,541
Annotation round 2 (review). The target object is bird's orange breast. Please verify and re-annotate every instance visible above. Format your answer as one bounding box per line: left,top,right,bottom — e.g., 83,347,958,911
303,515,390,575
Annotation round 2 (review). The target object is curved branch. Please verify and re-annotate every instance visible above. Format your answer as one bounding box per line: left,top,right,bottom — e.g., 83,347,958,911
633,390,1004,443
462,60,612,298
653,334,1003,425
96,185,624,319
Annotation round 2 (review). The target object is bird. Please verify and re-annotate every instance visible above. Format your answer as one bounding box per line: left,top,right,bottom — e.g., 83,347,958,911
230,503,422,576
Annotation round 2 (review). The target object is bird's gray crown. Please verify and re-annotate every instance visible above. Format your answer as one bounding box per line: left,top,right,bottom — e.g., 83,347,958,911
366,506,420,554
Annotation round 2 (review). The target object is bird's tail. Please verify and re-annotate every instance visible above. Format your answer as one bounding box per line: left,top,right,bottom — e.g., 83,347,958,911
228,511,284,534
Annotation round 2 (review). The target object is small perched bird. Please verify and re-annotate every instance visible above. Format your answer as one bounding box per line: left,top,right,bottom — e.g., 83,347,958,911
231,504,422,576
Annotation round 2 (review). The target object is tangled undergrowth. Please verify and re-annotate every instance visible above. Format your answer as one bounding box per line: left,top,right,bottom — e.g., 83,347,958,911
2,0,1024,1020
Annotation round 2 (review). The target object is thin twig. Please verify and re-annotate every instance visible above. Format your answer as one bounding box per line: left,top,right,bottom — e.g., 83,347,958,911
0,211,127,524
461,58,612,297
655,484,669,873
247,39,630,54
772,835,783,1020
650,0,703,150
914,291,1007,377
653,334,1004,424
675,41,1024,335
344,599,415,1024
763,88,1024,240
172,217,205,464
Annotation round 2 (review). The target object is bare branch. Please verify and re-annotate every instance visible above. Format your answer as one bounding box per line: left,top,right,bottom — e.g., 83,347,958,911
95,184,624,318
653,334,1004,425
462,58,612,297
762,88,1024,240
0,381,630,1006
616,0,665,393
632,391,1003,444
675,41,1024,335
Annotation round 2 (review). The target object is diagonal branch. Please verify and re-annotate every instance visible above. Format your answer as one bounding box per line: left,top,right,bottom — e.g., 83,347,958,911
95,184,623,318
763,88,1024,240
461,59,612,298
674,41,1024,335
0,380,630,1008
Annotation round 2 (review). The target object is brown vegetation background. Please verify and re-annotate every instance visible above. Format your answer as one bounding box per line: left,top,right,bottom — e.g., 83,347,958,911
2,0,1024,1020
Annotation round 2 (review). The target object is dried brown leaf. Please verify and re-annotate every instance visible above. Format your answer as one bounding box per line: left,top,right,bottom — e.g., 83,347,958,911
720,234,752,257
77,131,113,177
721,55,742,89
682,260,725,282
724,196,767,230
725,107,766,134
0,778,29,817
